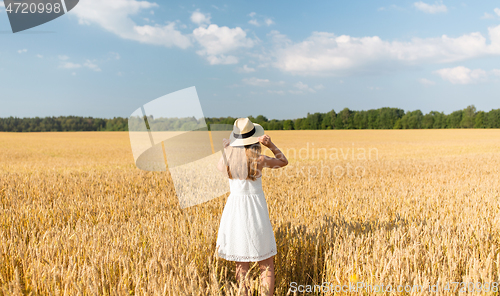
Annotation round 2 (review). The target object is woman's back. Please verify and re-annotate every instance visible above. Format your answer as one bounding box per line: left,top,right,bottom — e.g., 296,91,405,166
229,177,264,196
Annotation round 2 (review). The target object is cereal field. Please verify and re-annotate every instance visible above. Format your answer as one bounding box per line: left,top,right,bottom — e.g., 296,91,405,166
0,130,499,295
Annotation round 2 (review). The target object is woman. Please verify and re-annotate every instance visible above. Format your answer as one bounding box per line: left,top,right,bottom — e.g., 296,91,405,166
216,117,288,296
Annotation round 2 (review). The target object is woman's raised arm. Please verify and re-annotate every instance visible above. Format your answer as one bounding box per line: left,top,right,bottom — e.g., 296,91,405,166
258,134,288,168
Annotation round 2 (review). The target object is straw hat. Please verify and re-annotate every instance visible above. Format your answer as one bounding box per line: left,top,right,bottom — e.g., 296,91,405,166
229,118,265,146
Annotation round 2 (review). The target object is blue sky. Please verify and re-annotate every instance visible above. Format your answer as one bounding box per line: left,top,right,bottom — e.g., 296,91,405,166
1,0,500,120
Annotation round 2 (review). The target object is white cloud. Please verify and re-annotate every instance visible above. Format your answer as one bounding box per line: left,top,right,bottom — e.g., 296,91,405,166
267,90,285,95
17,49,27,54
491,69,500,76
238,64,256,73
248,13,274,27
270,25,500,75
419,78,436,86
268,30,291,46
314,84,325,90
206,55,238,65
294,81,309,90
377,5,405,11
248,19,260,26
481,8,500,19
413,1,447,14
434,66,487,84
242,77,270,86
481,12,495,20
191,10,211,25
294,81,316,93
193,24,254,64
36,54,43,58
132,24,192,48
84,60,102,71
72,0,191,49
59,57,101,72
60,62,82,69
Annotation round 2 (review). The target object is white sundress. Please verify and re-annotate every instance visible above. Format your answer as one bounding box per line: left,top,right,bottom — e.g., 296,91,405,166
216,177,277,262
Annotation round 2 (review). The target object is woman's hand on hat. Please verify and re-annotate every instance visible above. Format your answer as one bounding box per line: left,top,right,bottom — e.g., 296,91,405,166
258,134,273,148
222,138,230,148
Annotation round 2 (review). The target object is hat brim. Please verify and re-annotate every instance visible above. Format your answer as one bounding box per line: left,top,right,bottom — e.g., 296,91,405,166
229,123,265,146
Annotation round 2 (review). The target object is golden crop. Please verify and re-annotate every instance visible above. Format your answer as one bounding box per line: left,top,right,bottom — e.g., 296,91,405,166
0,130,499,295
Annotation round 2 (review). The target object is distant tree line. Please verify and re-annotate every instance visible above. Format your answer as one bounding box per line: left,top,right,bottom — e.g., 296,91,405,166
1,105,499,132
206,105,500,130
0,116,127,132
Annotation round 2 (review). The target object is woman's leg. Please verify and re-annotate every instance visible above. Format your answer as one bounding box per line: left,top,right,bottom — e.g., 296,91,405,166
235,261,250,295
258,256,275,296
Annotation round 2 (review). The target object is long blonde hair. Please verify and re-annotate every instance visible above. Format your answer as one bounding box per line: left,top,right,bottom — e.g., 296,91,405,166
226,142,262,181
